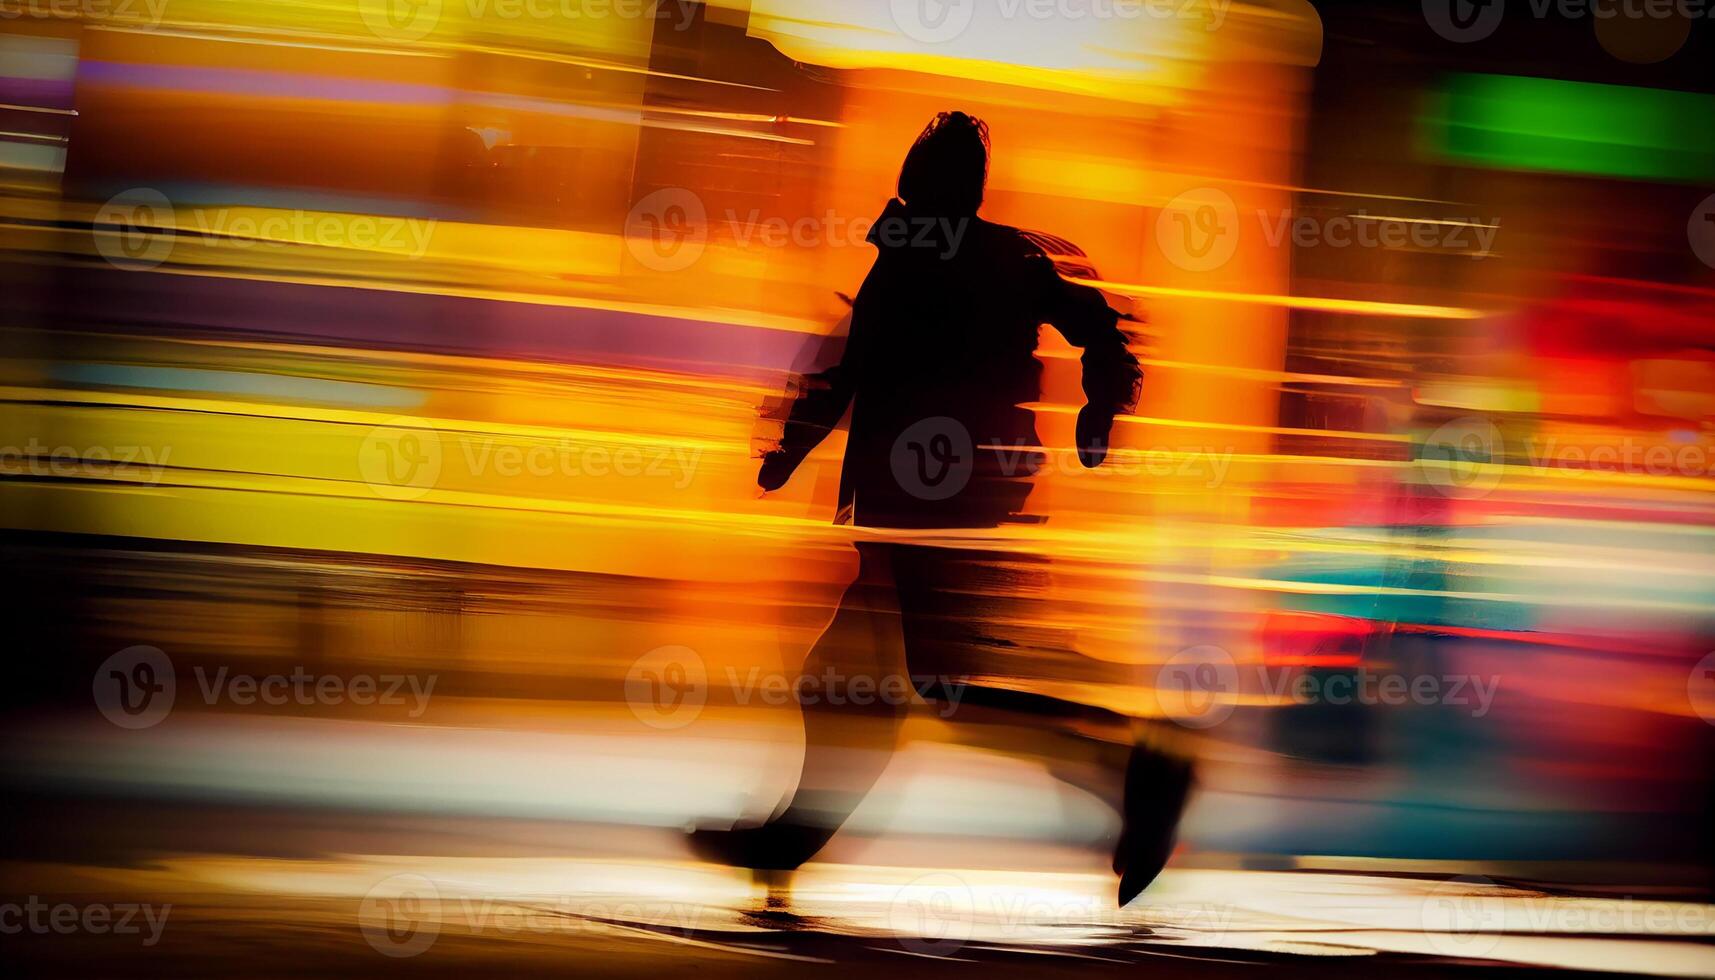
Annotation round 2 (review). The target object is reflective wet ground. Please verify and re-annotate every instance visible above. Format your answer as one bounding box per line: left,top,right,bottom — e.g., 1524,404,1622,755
3,810,1713,978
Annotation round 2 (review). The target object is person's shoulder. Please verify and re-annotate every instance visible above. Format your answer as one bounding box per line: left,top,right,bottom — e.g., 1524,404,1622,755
970,218,1052,263
971,217,1028,244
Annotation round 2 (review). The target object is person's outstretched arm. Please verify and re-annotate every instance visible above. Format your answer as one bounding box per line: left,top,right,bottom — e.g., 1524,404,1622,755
757,273,877,491
1030,253,1142,467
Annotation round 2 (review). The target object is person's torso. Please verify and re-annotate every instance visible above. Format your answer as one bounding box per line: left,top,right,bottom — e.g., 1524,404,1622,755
843,218,1051,528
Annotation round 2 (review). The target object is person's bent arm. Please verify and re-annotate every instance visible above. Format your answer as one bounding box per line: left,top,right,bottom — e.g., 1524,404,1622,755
757,275,877,490
1031,254,1142,467
760,363,856,491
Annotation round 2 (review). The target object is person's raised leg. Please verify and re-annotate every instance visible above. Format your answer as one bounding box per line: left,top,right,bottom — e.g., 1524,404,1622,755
923,683,1195,906
881,542,1195,907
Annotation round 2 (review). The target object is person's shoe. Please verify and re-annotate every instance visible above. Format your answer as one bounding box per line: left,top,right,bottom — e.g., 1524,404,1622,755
686,819,836,872
1113,746,1194,907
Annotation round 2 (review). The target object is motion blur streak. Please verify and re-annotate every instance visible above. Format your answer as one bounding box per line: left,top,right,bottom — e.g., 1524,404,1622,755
1,0,1713,977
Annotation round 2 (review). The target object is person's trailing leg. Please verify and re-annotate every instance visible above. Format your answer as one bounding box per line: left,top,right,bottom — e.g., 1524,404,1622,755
689,544,908,870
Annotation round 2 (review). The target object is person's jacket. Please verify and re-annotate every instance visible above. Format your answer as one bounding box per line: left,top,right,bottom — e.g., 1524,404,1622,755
761,198,1141,529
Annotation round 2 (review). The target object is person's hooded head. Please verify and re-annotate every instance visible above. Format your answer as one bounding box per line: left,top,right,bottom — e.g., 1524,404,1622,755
896,111,990,218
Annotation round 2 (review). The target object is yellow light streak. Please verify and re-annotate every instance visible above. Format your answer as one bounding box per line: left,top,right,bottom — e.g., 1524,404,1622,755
1075,278,1486,320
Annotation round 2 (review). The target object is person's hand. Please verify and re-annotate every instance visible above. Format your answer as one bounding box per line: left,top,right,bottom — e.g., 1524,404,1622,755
758,452,795,492
1076,405,1112,469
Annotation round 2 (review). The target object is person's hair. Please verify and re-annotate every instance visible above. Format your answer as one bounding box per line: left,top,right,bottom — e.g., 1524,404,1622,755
897,111,990,217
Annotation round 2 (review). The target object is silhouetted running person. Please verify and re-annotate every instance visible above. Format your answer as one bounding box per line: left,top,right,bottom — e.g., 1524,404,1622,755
691,112,1192,907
